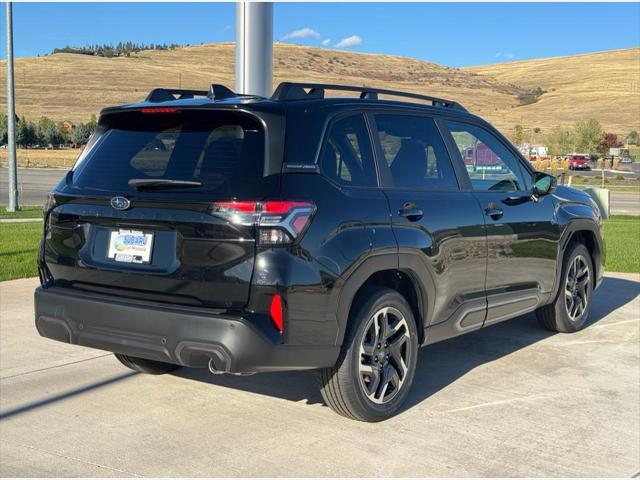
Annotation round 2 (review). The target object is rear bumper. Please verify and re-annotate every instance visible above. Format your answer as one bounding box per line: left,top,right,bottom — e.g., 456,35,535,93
34,286,339,373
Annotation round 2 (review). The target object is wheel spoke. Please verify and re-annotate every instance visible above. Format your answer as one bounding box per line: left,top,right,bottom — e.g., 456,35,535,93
386,316,407,340
378,364,399,401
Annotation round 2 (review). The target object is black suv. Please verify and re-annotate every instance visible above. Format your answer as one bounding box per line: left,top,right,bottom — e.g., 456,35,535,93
35,83,604,421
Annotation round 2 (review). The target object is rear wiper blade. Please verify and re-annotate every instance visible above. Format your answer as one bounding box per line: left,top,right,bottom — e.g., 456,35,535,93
128,179,203,190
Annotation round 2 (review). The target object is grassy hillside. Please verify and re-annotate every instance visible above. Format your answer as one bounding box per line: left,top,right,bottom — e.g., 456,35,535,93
465,48,640,135
0,43,638,137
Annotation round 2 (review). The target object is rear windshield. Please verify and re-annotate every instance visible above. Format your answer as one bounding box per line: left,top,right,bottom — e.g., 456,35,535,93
70,109,274,197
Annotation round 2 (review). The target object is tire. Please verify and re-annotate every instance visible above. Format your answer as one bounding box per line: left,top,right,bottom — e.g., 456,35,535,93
536,242,594,333
317,288,419,422
114,353,179,375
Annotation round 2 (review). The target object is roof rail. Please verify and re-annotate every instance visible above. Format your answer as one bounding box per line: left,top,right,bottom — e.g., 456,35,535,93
144,84,246,103
271,82,467,112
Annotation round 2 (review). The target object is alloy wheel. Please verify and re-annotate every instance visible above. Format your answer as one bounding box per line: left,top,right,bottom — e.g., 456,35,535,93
358,306,413,405
565,254,591,322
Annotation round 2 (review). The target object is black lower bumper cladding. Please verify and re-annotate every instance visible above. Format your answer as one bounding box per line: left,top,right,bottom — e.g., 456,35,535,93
34,286,339,374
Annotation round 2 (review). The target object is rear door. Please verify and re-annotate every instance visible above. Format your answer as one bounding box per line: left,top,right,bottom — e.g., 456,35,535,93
44,108,281,309
371,112,488,334
443,119,560,326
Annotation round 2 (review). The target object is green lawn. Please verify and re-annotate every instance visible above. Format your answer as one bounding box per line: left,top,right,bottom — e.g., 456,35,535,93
0,221,42,281
0,205,43,219
0,215,638,282
603,215,640,273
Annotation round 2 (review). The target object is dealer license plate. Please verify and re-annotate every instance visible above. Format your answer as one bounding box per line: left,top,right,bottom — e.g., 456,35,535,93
107,229,154,264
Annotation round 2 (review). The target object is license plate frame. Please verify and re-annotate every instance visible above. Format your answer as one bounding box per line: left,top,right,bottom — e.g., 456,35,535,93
107,229,154,264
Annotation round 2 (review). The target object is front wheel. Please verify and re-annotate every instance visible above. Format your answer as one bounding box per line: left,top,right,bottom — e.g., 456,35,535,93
317,288,419,422
536,242,594,332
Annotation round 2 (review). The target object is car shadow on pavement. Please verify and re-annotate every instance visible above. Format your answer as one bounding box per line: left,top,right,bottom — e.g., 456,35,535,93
173,276,639,414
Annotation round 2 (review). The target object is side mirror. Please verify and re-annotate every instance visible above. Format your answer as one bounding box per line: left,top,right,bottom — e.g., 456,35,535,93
532,172,557,197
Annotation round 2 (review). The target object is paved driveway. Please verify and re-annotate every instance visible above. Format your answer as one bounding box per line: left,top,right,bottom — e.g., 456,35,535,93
0,274,638,477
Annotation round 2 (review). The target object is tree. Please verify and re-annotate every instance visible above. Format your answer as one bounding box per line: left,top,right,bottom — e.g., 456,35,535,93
0,113,7,145
43,122,65,147
626,130,639,146
573,119,605,154
15,117,37,147
37,116,56,145
602,132,623,151
71,123,90,145
511,124,524,146
545,125,573,156
71,115,98,146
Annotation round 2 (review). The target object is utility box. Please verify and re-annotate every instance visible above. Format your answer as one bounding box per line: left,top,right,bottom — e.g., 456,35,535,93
584,187,610,219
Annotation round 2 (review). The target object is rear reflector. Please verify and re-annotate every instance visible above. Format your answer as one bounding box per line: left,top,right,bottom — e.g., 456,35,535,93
270,294,284,332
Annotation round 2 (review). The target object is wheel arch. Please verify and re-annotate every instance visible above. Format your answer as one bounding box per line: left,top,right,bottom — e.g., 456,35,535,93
555,217,604,293
334,253,436,346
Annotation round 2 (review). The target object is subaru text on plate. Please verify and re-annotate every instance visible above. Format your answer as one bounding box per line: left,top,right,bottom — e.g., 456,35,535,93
35,83,604,421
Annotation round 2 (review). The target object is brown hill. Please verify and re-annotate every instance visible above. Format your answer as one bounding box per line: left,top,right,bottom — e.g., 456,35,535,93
465,48,640,136
0,43,638,137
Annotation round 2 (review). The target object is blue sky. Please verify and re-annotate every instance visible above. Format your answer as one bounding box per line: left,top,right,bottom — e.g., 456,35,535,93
1,2,639,67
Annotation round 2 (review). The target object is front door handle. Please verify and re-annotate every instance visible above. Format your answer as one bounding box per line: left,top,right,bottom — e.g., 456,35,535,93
399,203,423,221
484,203,504,220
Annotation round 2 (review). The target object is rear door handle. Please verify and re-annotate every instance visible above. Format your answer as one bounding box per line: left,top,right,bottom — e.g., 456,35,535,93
484,203,504,220
399,203,423,221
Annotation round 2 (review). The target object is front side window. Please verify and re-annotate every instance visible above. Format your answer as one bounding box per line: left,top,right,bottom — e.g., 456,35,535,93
375,114,458,190
319,114,377,187
446,121,528,192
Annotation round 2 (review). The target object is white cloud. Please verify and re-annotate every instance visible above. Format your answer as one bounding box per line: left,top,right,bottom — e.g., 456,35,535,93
282,28,321,41
223,25,232,32
335,35,362,48
321,38,331,47
495,52,515,60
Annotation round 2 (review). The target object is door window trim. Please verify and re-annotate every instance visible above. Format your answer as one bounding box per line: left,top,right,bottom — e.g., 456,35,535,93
365,110,463,192
440,117,533,193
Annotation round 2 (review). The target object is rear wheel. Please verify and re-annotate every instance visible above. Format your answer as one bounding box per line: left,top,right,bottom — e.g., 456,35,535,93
536,242,593,333
114,353,179,375
317,288,419,422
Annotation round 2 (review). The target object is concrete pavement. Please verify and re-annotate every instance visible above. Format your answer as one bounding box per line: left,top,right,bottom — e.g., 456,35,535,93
0,273,638,476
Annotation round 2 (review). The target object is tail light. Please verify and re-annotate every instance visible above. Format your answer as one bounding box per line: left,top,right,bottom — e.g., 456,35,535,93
212,200,315,246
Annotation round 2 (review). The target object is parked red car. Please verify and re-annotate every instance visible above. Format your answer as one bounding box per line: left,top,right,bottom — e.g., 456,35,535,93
569,155,590,170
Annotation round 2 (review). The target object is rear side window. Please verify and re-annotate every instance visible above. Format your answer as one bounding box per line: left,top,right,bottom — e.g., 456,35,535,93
319,114,377,187
374,114,458,190
71,110,271,197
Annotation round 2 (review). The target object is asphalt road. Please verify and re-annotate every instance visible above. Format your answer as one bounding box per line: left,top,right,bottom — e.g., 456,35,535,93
0,273,638,476
0,166,638,215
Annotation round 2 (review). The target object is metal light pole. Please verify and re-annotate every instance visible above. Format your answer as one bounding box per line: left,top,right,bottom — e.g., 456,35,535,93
5,2,19,211
235,2,273,97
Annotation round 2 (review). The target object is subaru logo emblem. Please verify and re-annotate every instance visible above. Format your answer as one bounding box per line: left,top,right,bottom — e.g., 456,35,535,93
110,196,131,210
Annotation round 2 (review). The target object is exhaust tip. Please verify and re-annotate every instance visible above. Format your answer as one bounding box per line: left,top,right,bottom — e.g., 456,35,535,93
208,358,226,375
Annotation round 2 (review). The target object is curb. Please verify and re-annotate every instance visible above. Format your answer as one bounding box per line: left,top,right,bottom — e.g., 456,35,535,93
0,218,43,223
